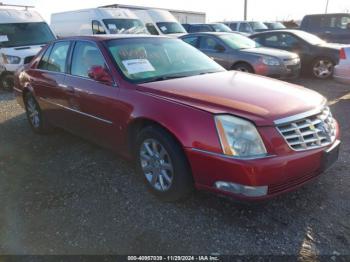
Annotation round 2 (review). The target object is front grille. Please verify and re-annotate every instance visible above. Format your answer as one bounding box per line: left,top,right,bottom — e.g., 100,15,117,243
276,107,336,151
268,171,319,194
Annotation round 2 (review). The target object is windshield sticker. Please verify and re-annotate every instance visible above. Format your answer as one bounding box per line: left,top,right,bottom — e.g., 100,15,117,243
108,24,117,30
122,59,155,74
160,26,167,32
0,35,9,42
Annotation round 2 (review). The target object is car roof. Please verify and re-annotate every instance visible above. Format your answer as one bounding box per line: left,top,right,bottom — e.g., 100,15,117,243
250,29,300,37
181,32,238,37
56,34,169,42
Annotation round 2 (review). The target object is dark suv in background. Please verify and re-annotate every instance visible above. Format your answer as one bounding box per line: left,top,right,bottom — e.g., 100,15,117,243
300,13,350,44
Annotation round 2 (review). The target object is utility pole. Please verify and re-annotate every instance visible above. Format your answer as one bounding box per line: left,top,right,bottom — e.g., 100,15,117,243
325,0,329,14
244,0,248,20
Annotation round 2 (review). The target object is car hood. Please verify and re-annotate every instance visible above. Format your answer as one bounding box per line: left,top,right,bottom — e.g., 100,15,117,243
240,47,298,59
137,71,326,126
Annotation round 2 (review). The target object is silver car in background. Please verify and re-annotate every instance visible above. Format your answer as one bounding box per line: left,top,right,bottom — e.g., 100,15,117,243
334,47,350,84
180,32,301,79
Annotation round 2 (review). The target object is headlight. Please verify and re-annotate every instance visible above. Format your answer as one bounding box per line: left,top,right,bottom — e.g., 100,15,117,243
215,115,267,158
1,54,21,64
261,56,280,66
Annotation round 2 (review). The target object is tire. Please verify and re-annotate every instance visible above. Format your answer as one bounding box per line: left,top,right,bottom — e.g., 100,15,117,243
0,74,14,91
232,63,254,73
311,57,334,79
135,125,194,202
24,92,53,134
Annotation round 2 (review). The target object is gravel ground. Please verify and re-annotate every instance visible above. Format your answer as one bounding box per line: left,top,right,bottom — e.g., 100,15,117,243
0,77,349,257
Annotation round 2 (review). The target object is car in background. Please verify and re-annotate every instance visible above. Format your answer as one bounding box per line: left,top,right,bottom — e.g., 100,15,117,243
14,35,340,202
221,21,269,34
180,32,300,79
51,8,148,37
182,23,233,33
334,47,350,84
250,29,341,79
133,9,186,36
0,6,55,89
300,13,350,44
264,22,286,30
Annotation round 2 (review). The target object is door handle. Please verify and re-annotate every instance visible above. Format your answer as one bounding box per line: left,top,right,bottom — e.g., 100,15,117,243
58,83,75,93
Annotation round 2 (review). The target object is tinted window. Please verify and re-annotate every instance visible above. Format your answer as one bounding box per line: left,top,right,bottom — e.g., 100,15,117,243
239,23,252,33
71,41,107,78
182,36,199,47
258,34,280,47
189,25,212,33
229,23,238,31
199,36,222,51
44,41,70,72
146,23,159,35
37,45,52,70
92,20,106,35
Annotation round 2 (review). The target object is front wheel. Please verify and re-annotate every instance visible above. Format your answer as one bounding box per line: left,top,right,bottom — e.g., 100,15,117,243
312,58,334,79
232,63,254,73
24,92,53,134
136,126,194,202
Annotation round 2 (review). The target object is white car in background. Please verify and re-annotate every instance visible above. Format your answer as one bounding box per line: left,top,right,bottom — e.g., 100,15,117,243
334,47,350,84
133,9,187,36
50,8,148,37
0,5,55,89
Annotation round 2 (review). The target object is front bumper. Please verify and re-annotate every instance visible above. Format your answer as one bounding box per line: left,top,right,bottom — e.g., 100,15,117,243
185,139,340,201
254,63,301,79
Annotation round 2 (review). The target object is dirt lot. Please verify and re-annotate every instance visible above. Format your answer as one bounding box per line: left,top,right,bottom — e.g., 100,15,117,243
0,77,349,258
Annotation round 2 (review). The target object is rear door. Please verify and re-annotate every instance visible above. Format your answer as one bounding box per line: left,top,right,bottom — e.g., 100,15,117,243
31,41,72,128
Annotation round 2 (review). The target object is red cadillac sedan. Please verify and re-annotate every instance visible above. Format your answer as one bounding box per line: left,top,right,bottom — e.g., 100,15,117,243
14,36,340,202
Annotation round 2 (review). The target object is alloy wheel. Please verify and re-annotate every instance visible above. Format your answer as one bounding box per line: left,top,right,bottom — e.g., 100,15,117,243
26,96,41,128
313,59,333,79
139,138,174,192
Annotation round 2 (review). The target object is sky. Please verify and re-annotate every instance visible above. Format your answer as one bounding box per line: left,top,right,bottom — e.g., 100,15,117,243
6,0,350,23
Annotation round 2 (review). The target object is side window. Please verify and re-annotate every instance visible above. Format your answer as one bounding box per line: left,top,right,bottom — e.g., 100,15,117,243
229,23,238,31
182,36,199,47
199,36,221,51
280,33,299,48
262,34,280,47
71,41,107,78
239,23,252,33
146,23,159,35
45,41,70,73
37,45,52,70
92,20,106,35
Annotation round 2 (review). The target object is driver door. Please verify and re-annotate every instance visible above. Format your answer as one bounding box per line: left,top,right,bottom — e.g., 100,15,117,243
198,36,230,69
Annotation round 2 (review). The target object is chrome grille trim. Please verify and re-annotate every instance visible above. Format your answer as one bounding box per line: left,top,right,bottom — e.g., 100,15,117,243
275,106,336,151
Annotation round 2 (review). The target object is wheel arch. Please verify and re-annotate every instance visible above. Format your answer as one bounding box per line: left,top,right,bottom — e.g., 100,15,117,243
231,61,255,73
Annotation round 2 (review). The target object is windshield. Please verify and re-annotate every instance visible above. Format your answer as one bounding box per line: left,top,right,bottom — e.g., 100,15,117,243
0,22,55,48
293,30,326,45
106,38,224,83
219,34,260,49
266,22,286,29
156,22,186,34
211,24,233,32
103,19,148,34
249,22,268,31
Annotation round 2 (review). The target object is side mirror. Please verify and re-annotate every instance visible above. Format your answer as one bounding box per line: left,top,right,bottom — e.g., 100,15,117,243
88,65,113,85
215,44,225,52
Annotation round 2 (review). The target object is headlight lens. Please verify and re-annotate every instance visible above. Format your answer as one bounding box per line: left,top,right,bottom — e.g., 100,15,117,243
215,115,267,158
262,56,280,66
1,54,21,64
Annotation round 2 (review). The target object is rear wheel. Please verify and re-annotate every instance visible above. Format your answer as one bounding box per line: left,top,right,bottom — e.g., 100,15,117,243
24,92,53,134
312,58,334,79
232,63,254,73
135,126,194,202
